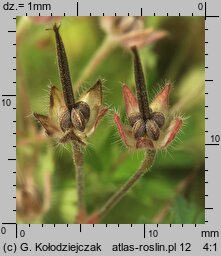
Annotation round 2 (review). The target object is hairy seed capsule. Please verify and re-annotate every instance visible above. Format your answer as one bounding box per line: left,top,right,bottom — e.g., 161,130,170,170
59,110,72,132
128,112,142,127
71,108,86,132
146,120,160,141
132,46,151,121
151,112,165,128
53,24,75,112
74,101,90,123
133,119,146,140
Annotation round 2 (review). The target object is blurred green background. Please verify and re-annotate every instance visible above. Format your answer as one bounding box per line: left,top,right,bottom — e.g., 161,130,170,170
16,16,205,224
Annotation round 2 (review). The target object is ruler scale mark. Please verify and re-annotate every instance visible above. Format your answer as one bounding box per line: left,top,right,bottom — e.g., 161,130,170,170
206,15,219,18
2,223,16,225
15,224,18,238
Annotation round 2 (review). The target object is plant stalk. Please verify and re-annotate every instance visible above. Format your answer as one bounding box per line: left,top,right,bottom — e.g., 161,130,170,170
96,149,156,220
72,142,85,214
75,37,116,91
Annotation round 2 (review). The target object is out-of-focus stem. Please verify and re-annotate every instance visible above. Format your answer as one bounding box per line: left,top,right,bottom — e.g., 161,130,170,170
16,17,36,132
42,171,52,213
152,171,196,223
16,16,31,46
94,149,156,221
75,37,116,91
72,141,85,220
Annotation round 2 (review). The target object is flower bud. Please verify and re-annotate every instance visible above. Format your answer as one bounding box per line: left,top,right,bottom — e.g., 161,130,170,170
151,112,165,128
133,119,146,140
28,16,61,24
146,120,160,141
101,17,144,37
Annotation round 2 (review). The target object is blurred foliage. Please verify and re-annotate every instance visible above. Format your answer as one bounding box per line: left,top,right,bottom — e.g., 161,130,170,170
17,16,204,224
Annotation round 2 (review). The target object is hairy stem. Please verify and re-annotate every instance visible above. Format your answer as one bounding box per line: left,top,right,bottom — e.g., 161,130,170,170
95,149,156,220
131,46,150,121
75,37,116,91
72,142,85,216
